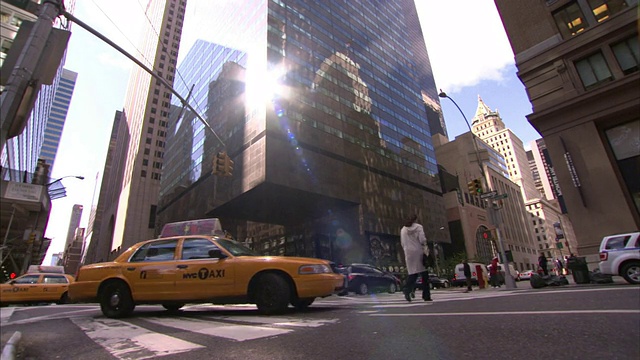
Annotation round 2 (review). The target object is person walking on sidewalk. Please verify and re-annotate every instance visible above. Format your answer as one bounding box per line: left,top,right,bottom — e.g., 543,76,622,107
400,214,432,302
463,259,473,293
490,257,501,288
538,253,549,276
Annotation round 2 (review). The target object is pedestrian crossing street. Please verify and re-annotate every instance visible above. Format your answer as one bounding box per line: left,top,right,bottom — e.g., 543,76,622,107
1,289,524,359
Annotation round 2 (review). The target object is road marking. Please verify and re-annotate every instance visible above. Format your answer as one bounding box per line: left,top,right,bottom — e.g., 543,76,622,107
4,307,99,325
72,317,203,359
143,316,292,341
213,315,339,328
371,309,640,317
0,307,15,324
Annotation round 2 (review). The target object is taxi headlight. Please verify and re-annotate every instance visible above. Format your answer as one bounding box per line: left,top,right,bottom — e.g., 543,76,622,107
298,264,332,275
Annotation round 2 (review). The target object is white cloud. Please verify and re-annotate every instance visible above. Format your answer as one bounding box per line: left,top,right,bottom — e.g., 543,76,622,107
416,0,515,92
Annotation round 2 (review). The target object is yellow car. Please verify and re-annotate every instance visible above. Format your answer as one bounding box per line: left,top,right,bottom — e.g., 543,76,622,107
70,219,345,318
0,268,74,306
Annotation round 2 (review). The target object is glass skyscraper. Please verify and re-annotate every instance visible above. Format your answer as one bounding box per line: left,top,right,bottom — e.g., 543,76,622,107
153,0,449,267
39,68,77,171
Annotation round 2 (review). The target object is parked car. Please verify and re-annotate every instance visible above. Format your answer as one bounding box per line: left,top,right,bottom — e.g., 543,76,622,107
69,219,344,318
338,264,401,295
0,266,74,306
451,262,484,287
415,274,450,290
518,270,535,281
598,231,640,284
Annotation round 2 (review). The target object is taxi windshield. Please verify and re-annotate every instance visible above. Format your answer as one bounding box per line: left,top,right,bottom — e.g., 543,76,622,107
216,238,259,257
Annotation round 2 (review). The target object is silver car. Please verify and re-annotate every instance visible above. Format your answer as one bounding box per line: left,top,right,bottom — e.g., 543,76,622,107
598,232,640,285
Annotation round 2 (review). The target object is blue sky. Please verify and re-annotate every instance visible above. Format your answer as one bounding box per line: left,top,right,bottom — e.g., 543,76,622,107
42,0,541,264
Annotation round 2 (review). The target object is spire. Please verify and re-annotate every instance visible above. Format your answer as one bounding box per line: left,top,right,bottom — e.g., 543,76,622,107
475,95,493,118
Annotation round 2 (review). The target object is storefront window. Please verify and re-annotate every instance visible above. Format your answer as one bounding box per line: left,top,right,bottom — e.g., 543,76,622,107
605,120,640,214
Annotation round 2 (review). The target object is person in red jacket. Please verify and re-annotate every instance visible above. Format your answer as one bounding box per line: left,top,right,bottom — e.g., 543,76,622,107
490,257,501,288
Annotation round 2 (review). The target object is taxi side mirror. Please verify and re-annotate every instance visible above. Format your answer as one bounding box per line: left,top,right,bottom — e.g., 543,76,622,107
208,249,227,259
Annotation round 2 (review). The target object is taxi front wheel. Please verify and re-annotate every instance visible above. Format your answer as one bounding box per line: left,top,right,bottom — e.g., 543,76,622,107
100,281,135,318
254,273,290,315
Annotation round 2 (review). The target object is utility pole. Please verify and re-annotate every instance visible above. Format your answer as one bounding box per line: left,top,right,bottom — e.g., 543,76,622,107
438,90,517,289
0,0,66,153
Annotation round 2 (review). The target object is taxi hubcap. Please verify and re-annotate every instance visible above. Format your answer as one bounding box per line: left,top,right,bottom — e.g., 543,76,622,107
109,293,121,307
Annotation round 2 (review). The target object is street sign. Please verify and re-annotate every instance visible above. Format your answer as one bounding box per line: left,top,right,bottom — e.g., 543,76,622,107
480,190,497,199
493,193,509,200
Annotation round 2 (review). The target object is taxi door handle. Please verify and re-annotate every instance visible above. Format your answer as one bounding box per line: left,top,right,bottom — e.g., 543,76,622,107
126,267,135,271
177,265,188,269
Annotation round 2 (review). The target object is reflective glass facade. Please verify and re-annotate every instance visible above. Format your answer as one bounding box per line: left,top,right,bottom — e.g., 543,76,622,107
39,68,77,171
157,0,448,266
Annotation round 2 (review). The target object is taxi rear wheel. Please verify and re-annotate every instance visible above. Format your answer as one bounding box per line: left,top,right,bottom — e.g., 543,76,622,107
100,281,135,318
254,273,290,315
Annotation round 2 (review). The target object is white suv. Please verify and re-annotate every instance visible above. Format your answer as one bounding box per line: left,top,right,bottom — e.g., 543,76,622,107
598,232,640,284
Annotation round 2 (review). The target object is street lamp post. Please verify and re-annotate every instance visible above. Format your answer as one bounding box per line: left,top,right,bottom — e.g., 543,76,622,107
46,175,84,200
438,90,516,289
46,175,84,187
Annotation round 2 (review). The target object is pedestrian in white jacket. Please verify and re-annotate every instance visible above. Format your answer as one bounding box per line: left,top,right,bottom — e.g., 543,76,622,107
400,214,432,302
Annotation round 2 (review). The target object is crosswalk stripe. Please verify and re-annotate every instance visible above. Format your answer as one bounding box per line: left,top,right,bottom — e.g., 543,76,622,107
72,317,203,360
213,315,339,328
143,316,292,341
0,307,15,324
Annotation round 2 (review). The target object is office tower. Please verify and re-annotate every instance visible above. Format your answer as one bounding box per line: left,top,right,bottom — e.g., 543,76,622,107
84,111,130,263
471,96,540,201
0,0,76,280
106,0,185,251
0,0,76,175
434,133,537,270
494,0,639,258
63,204,82,251
38,68,77,171
62,227,84,275
527,150,544,199
146,0,449,267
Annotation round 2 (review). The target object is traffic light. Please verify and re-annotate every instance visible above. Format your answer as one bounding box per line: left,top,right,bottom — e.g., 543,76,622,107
10,272,16,279
223,155,234,176
213,152,234,176
467,178,483,195
481,229,493,240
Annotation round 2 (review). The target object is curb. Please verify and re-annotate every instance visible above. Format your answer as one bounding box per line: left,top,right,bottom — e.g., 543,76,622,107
0,331,21,360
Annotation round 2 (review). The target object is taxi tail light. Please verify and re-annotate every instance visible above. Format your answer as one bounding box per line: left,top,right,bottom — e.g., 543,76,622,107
599,252,608,261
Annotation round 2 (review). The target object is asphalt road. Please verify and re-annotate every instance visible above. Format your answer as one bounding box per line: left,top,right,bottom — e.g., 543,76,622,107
2,283,639,360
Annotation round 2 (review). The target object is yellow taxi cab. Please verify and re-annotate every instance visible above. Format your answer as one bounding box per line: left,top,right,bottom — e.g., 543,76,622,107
69,218,345,318
0,266,74,306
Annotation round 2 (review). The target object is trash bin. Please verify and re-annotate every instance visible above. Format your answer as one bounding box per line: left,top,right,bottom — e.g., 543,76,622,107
567,256,590,284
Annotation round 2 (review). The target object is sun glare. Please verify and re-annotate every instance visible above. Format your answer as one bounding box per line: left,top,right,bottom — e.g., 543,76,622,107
245,65,290,106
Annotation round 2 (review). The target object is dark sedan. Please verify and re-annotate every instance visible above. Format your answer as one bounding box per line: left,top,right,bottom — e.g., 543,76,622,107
415,273,451,290
337,264,402,295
